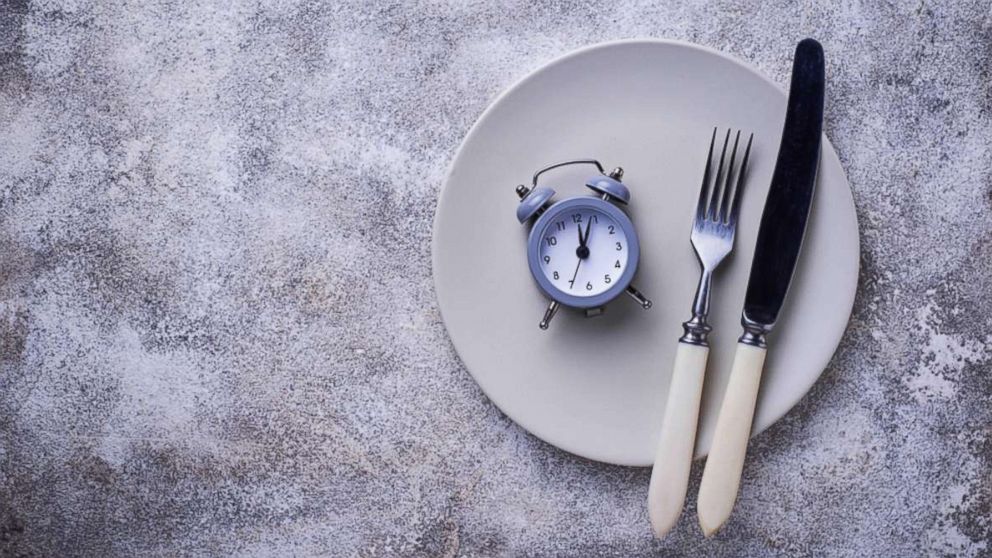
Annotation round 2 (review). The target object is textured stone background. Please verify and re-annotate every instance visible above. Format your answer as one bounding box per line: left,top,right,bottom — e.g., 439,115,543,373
0,0,989,556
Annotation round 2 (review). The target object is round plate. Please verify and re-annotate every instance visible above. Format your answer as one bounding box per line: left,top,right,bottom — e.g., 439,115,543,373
433,40,859,467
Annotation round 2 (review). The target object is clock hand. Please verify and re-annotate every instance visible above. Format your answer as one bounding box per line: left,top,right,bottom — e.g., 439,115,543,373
569,257,582,290
582,218,592,247
575,218,592,262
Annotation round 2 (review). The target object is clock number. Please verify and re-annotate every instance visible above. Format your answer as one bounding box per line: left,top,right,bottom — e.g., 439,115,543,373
615,241,623,251
604,274,611,284
585,282,593,291
591,215,599,223
543,255,550,264
555,221,566,232
608,225,615,234
571,213,582,223
546,236,557,246
553,271,559,280
615,260,621,269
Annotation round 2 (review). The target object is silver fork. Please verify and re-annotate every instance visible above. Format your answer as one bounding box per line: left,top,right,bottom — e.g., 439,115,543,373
647,128,752,538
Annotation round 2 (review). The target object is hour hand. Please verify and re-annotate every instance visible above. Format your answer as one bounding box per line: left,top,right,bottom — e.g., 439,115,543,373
577,222,584,247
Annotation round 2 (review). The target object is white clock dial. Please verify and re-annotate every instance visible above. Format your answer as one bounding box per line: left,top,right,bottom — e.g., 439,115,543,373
537,208,629,297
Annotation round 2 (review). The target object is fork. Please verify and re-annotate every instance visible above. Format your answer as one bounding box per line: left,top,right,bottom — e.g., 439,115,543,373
648,128,752,538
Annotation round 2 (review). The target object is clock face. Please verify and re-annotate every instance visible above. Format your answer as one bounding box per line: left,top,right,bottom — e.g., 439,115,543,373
536,206,629,297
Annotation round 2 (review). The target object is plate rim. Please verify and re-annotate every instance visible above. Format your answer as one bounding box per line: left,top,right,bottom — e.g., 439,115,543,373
432,38,860,466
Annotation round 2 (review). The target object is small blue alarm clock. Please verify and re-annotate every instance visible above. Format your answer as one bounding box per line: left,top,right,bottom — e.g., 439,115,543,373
515,159,652,329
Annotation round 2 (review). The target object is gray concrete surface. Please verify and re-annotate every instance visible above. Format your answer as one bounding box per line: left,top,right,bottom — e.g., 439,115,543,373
0,1,990,556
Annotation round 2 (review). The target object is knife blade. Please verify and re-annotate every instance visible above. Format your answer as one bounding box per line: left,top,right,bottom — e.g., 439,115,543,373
741,38,825,335
696,38,825,536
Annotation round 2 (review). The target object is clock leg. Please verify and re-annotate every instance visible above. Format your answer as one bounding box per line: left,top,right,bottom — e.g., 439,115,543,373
626,285,653,309
539,301,560,330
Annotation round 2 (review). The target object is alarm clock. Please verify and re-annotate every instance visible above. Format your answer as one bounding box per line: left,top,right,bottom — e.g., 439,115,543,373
515,159,652,329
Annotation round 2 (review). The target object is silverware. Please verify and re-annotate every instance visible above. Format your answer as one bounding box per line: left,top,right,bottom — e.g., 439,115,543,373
648,128,752,538
697,38,825,536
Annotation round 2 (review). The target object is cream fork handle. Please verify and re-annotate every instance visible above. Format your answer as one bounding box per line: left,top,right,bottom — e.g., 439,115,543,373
697,342,767,536
647,342,709,537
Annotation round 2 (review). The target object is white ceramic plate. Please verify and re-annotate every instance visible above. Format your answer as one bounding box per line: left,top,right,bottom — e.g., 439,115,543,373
433,40,859,467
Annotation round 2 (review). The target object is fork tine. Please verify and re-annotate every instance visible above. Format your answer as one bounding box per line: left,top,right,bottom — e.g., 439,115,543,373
727,133,754,227
707,129,731,221
718,130,742,223
695,128,717,220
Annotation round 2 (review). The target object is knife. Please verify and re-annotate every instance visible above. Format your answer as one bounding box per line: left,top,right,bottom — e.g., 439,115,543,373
696,38,825,536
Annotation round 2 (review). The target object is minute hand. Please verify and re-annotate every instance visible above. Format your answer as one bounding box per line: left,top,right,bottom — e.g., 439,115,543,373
697,38,825,537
